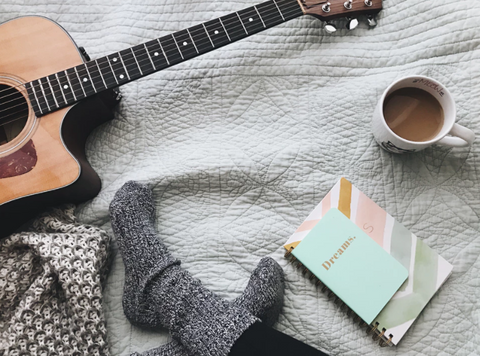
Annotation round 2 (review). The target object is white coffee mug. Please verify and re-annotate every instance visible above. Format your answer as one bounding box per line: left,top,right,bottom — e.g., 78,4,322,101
372,75,475,154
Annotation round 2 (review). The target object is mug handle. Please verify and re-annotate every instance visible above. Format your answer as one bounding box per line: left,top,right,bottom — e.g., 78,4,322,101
437,123,475,147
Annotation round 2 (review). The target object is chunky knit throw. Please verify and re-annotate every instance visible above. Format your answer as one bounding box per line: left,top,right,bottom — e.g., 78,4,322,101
0,205,111,356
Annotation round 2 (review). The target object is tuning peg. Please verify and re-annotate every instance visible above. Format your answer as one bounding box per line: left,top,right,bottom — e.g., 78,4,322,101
364,0,373,6
344,0,353,9
367,14,377,27
322,2,331,12
324,22,337,33
346,17,359,30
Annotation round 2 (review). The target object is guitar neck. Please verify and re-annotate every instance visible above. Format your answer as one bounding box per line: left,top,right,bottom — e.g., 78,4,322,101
26,0,304,117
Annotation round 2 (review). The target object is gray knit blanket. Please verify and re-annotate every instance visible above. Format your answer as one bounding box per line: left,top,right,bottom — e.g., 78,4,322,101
0,207,111,356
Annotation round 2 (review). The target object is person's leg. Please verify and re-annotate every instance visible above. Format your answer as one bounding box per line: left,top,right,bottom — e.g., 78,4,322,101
110,181,286,356
230,322,329,356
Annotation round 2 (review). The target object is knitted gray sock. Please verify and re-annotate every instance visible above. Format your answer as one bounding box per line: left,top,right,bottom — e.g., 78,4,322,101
232,256,284,328
130,256,284,356
110,181,285,356
130,259,285,356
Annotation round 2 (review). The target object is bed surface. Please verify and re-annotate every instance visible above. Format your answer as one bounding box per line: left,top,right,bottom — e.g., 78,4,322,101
1,0,479,355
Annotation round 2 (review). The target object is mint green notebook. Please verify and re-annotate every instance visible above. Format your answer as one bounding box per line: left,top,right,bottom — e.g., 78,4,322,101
292,208,408,324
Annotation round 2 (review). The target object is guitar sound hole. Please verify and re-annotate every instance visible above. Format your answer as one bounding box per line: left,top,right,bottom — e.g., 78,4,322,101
0,84,29,146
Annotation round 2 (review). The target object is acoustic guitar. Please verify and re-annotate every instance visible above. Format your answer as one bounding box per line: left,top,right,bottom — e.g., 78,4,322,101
0,0,382,237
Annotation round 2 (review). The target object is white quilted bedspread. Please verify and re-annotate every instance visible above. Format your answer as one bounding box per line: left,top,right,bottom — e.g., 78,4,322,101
2,0,479,355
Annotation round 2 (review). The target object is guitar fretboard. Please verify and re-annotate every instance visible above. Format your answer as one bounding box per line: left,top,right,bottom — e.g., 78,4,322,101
25,0,303,117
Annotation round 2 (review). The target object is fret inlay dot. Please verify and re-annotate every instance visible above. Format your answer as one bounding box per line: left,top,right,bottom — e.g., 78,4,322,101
249,18,253,22
113,58,118,62
119,74,124,79
183,41,188,46
83,78,88,82
154,52,159,56
63,85,68,89
214,30,219,35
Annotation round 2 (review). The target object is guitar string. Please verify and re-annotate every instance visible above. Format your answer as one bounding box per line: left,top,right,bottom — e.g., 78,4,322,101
1,0,304,104
0,0,301,102
0,0,302,104
0,1,307,124
0,6,302,125
0,1,306,121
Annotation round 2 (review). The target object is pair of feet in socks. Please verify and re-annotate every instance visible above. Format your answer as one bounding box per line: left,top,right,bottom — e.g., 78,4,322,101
110,181,286,356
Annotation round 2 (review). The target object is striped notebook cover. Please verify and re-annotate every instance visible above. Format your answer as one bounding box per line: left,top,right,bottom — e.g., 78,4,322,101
284,178,453,346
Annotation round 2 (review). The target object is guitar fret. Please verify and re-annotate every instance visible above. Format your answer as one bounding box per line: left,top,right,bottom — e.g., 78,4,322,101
55,73,68,106
94,60,108,88
220,13,245,42
172,30,198,60
47,74,65,108
132,44,155,75
238,7,265,35
57,71,75,104
25,82,43,115
106,55,121,84
46,76,59,108
132,48,143,75
145,40,169,69
189,24,214,53
37,79,51,112
254,6,266,28
171,34,184,60
85,64,97,93
75,65,96,96
272,0,286,21
236,12,249,35
96,57,118,88
119,48,141,80
159,36,182,65
65,69,80,101
203,19,230,48
118,54,130,81
218,18,231,42
144,43,156,70
39,77,57,110
32,81,48,114
157,39,170,65
276,0,303,21
106,56,118,84
186,28,199,54
66,68,85,100
256,1,284,27
73,67,87,97
202,23,215,48
86,60,107,92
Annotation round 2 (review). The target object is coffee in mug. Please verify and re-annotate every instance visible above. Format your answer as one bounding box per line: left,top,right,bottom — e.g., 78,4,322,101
372,75,475,154
383,88,444,142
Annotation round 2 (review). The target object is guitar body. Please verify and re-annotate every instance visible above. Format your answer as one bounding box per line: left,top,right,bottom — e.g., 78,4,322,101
0,16,118,237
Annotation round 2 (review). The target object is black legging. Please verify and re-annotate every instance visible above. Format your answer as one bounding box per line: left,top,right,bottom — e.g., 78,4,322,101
230,322,329,356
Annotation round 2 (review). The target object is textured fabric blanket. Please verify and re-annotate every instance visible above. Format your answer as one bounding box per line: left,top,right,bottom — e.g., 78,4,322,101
0,207,111,356
1,0,479,355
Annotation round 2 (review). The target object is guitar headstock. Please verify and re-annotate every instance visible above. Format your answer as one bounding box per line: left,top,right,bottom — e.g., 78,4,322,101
298,0,383,32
